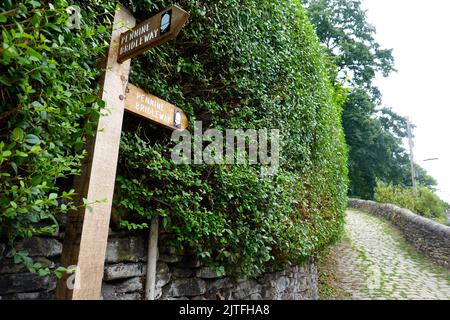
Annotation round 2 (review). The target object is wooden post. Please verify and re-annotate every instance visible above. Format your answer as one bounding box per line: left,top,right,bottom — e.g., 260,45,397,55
145,218,159,300
56,6,135,300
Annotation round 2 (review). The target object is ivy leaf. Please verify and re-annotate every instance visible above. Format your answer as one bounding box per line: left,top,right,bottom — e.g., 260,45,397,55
29,0,41,8
49,193,58,200
26,47,43,61
38,268,50,276
84,95,97,104
0,75,10,86
25,134,41,145
10,162,18,174
12,128,24,141
15,151,28,158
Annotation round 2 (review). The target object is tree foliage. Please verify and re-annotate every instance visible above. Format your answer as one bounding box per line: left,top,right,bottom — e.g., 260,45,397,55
301,0,395,98
375,181,448,225
302,0,437,199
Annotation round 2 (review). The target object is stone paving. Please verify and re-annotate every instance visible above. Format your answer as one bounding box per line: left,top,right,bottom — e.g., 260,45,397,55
330,209,450,300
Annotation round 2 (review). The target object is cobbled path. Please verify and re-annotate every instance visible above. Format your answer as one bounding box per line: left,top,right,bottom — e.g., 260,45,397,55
330,209,450,300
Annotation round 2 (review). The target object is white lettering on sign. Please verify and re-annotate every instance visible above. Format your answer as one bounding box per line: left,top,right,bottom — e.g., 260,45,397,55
137,93,164,110
134,93,172,125
119,26,159,56
125,83,188,130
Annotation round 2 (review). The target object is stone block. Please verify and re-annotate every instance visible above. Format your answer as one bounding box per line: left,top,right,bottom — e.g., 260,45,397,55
159,254,182,264
102,291,141,300
249,293,263,300
0,273,56,295
1,291,54,300
159,245,184,255
195,267,222,279
106,236,145,263
172,268,193,278
102,277,143,300
157,262,170,274
207,278,234,293
14,237,62,258
167,278,207,297
104,263,145,281
156,271,171,288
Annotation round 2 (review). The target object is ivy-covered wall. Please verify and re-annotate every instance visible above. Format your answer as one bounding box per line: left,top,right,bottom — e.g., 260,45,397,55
1,0,348,281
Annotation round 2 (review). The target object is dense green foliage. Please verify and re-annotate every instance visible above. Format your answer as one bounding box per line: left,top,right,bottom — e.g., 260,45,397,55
302,0,437,199
375,181,448,225
115,0,348,276
1,0,348,277
342,90,436,198
0,0,115,270
301,0,394,98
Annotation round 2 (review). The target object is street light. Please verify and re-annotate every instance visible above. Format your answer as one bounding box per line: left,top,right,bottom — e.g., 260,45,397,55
423,158,439,162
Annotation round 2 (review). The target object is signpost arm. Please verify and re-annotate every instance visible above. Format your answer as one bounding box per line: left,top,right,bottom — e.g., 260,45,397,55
56,6,135,300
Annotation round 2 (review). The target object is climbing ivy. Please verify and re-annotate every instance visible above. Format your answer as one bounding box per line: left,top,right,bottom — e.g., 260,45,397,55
1,0,348,277
0,0,115,271
115,0,349,276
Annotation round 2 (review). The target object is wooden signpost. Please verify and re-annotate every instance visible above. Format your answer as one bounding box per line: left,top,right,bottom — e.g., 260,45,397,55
56,4,189,300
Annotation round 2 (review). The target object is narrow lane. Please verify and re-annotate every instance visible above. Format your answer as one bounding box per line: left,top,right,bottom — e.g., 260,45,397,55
328,209,450,300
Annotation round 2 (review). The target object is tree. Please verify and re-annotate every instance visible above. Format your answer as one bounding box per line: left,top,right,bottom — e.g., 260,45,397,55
302,0,437,199
414,165,438,190
343,89,410,198
302,0,395,99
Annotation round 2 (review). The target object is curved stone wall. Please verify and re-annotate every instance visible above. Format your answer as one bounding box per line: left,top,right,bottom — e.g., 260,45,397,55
348,199,450,269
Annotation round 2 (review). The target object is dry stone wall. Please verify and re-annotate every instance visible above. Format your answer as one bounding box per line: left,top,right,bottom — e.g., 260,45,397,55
0,229,318,300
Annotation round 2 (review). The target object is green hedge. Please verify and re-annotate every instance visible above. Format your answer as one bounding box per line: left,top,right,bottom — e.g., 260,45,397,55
1,0,348,277
0,0,115,271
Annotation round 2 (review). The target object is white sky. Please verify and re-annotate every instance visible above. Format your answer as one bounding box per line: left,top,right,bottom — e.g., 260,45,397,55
362,0,450,203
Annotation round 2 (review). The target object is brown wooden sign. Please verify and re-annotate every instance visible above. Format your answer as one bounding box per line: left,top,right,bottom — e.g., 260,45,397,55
125,83,188,130
118,5,189,63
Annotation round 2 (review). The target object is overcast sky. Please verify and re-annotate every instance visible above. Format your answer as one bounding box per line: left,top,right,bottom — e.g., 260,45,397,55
361,0,450,203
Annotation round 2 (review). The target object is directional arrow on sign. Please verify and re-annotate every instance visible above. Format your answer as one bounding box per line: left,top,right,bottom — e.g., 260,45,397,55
125,83,188,130
118,5,189,63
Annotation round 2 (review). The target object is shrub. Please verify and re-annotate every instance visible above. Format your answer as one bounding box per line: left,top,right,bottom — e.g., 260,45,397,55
0,0,115,270
374,181,448,224
115,0,348,276
1,0,349,277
